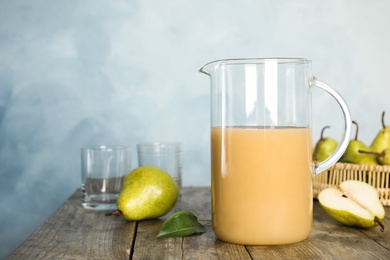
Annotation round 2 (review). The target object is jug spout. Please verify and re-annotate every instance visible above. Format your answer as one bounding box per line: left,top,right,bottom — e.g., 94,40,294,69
199,58,261,75
199,59,230,75
199,61,216,76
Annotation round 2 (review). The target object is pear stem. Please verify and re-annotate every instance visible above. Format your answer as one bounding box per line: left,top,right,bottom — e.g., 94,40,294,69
358,150,380,156
381,111,386,129
320,126,330,140
352,120,359,140
105,210,121,217
358,150,385,161
374,216,385,232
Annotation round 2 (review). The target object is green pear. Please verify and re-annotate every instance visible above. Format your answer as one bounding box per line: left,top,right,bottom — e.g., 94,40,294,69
339,121,378,165
318,180,385,231
370,111,390,153
359,148,390,166
108,166,178,221
313,126,338,162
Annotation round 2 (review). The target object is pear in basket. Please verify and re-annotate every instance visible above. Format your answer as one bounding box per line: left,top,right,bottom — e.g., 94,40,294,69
370,111,390,153
338,121,378,165
313,126,338,162
359,148,390,166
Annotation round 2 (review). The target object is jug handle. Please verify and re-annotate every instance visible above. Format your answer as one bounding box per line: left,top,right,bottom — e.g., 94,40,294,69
313,77,352,175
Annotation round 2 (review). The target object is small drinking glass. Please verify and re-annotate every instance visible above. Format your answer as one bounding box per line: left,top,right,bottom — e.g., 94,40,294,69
81,145,132,210
137,142,183,189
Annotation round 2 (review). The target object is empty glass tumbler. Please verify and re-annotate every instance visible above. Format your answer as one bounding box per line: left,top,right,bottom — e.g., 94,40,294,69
81,145,132,210
137,142,183,189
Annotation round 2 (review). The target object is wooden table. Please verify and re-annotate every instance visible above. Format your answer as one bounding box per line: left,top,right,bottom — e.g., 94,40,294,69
8,187,390,259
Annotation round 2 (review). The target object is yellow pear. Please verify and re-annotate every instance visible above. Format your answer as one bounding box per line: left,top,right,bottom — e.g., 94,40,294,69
370,111,390,153
339,121,378,165
313,126,338,162
318,180,385,231
109,166,179,221
359,148,390,166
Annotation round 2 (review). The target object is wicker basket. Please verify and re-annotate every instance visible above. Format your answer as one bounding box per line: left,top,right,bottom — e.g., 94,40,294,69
313,162,390,206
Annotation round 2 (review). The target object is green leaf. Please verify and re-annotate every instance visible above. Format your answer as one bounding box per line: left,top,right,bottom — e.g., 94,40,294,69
156,211,205,238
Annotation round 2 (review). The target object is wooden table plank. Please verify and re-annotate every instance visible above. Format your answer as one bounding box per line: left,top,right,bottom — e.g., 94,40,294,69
131,187,390,259
183,224,252,260
8,187,390,260
131,220,182,259
246,205,390,260
131,188,252,259
130,187,212,259
8,191,135,259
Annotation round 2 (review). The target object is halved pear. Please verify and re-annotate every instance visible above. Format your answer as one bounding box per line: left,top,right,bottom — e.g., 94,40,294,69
318,180,385,231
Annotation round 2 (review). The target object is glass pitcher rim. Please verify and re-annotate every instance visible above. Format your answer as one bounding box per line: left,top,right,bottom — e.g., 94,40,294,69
199,57,311,74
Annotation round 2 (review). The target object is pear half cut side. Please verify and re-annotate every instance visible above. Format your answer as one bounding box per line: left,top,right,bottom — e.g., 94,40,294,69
318,180,385,231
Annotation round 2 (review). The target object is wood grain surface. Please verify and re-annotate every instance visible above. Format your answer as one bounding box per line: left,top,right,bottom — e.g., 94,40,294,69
8,187,390,259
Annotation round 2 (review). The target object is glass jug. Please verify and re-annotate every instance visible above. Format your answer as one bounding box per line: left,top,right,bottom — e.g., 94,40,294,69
200,58,352,245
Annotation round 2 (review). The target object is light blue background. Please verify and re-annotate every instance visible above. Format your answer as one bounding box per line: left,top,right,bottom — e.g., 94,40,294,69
1,0,389,257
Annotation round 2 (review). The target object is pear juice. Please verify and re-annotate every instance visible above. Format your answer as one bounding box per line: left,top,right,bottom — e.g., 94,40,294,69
211,126,313,245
